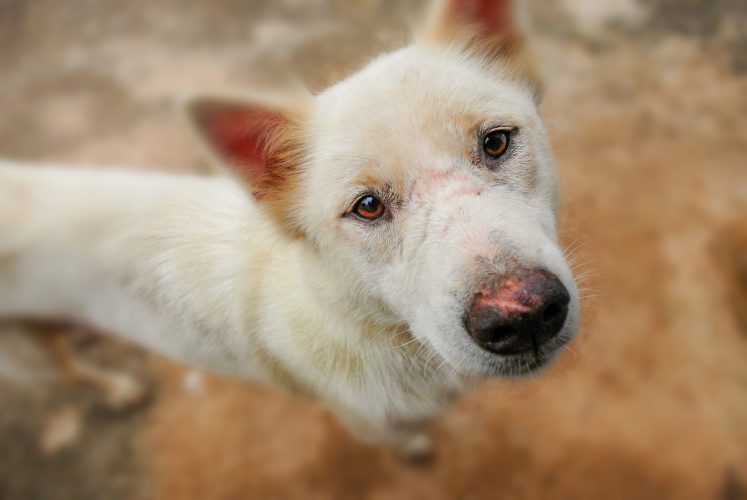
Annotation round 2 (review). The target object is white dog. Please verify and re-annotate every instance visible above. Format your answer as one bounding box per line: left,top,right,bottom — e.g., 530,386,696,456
0,0,579,458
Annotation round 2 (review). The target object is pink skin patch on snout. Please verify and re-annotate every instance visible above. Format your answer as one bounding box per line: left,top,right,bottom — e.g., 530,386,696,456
472,277,543,317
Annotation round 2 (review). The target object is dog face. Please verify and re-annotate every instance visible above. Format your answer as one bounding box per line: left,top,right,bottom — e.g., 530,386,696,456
190,0,579,378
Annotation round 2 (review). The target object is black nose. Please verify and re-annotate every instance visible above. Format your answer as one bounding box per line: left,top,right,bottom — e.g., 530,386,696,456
464,269,570,356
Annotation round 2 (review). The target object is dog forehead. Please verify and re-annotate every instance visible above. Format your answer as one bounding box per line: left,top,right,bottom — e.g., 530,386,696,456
304,46,544,204
313,46,537,147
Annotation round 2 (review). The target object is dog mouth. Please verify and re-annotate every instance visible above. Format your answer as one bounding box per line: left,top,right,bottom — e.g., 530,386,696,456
419,326,572,380
487,327,573,378
433,321,574,379
494,348,559,377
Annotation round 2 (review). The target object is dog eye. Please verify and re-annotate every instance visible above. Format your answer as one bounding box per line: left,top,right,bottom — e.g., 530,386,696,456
483,129,511,159
353,195,385,221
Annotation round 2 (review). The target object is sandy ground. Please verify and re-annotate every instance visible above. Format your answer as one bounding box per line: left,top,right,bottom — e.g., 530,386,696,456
1,1,746,499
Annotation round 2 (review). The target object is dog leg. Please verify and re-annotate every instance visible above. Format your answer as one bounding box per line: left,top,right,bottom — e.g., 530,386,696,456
336,407,434,462
389,423,434,463
37,325,147,410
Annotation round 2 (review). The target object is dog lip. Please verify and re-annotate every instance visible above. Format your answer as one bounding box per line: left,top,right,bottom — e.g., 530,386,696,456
477,324,573,378
502,356,549,376
481,330,554,357
493,342,565,377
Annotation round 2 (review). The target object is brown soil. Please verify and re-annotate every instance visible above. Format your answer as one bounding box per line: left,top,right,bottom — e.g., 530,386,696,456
1,1,746,499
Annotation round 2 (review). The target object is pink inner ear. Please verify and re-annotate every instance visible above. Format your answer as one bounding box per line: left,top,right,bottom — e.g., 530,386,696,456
452,0,513,34
195,104,284,186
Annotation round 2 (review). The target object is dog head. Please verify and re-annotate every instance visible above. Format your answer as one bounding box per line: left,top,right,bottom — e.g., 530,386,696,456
189,0,579,378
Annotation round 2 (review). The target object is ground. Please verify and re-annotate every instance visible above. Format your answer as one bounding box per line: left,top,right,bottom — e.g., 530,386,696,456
0,1,746,499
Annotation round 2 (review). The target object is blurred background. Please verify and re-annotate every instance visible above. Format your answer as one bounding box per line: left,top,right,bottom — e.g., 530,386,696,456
1,0,746,499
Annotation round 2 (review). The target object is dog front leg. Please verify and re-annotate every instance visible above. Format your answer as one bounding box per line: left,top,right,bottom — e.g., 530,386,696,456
334,408,434,462
385,421,434,463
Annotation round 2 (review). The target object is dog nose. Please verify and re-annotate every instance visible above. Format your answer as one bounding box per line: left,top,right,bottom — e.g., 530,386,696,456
464,269,570,356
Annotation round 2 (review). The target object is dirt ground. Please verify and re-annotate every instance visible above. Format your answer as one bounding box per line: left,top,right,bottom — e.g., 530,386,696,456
1,1,746,499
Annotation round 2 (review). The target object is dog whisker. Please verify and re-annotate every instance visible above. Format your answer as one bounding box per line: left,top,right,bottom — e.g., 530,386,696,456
390,337,421,350
562,344,578,357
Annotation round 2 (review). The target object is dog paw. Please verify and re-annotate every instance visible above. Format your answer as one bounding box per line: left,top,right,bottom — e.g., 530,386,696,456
397,432,434,463
102,373,148,411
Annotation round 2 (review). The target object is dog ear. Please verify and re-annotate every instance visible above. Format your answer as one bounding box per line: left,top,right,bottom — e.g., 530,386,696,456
429,0,516,37
186,94,310,235
420,0,540,95
187,95,308,201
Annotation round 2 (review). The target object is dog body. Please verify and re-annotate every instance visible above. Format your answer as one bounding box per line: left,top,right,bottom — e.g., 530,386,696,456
0,0,579,454
0,164,462,443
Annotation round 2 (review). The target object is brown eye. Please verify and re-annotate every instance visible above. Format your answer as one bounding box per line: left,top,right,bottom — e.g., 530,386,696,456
483,129,511,159
353,195,385,220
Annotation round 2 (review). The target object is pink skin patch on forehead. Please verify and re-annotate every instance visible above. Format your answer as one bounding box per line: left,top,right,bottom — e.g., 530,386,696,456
411,171,484,238
412,171,482,201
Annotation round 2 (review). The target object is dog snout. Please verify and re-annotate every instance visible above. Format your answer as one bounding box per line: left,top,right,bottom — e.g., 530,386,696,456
464,269,570,356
